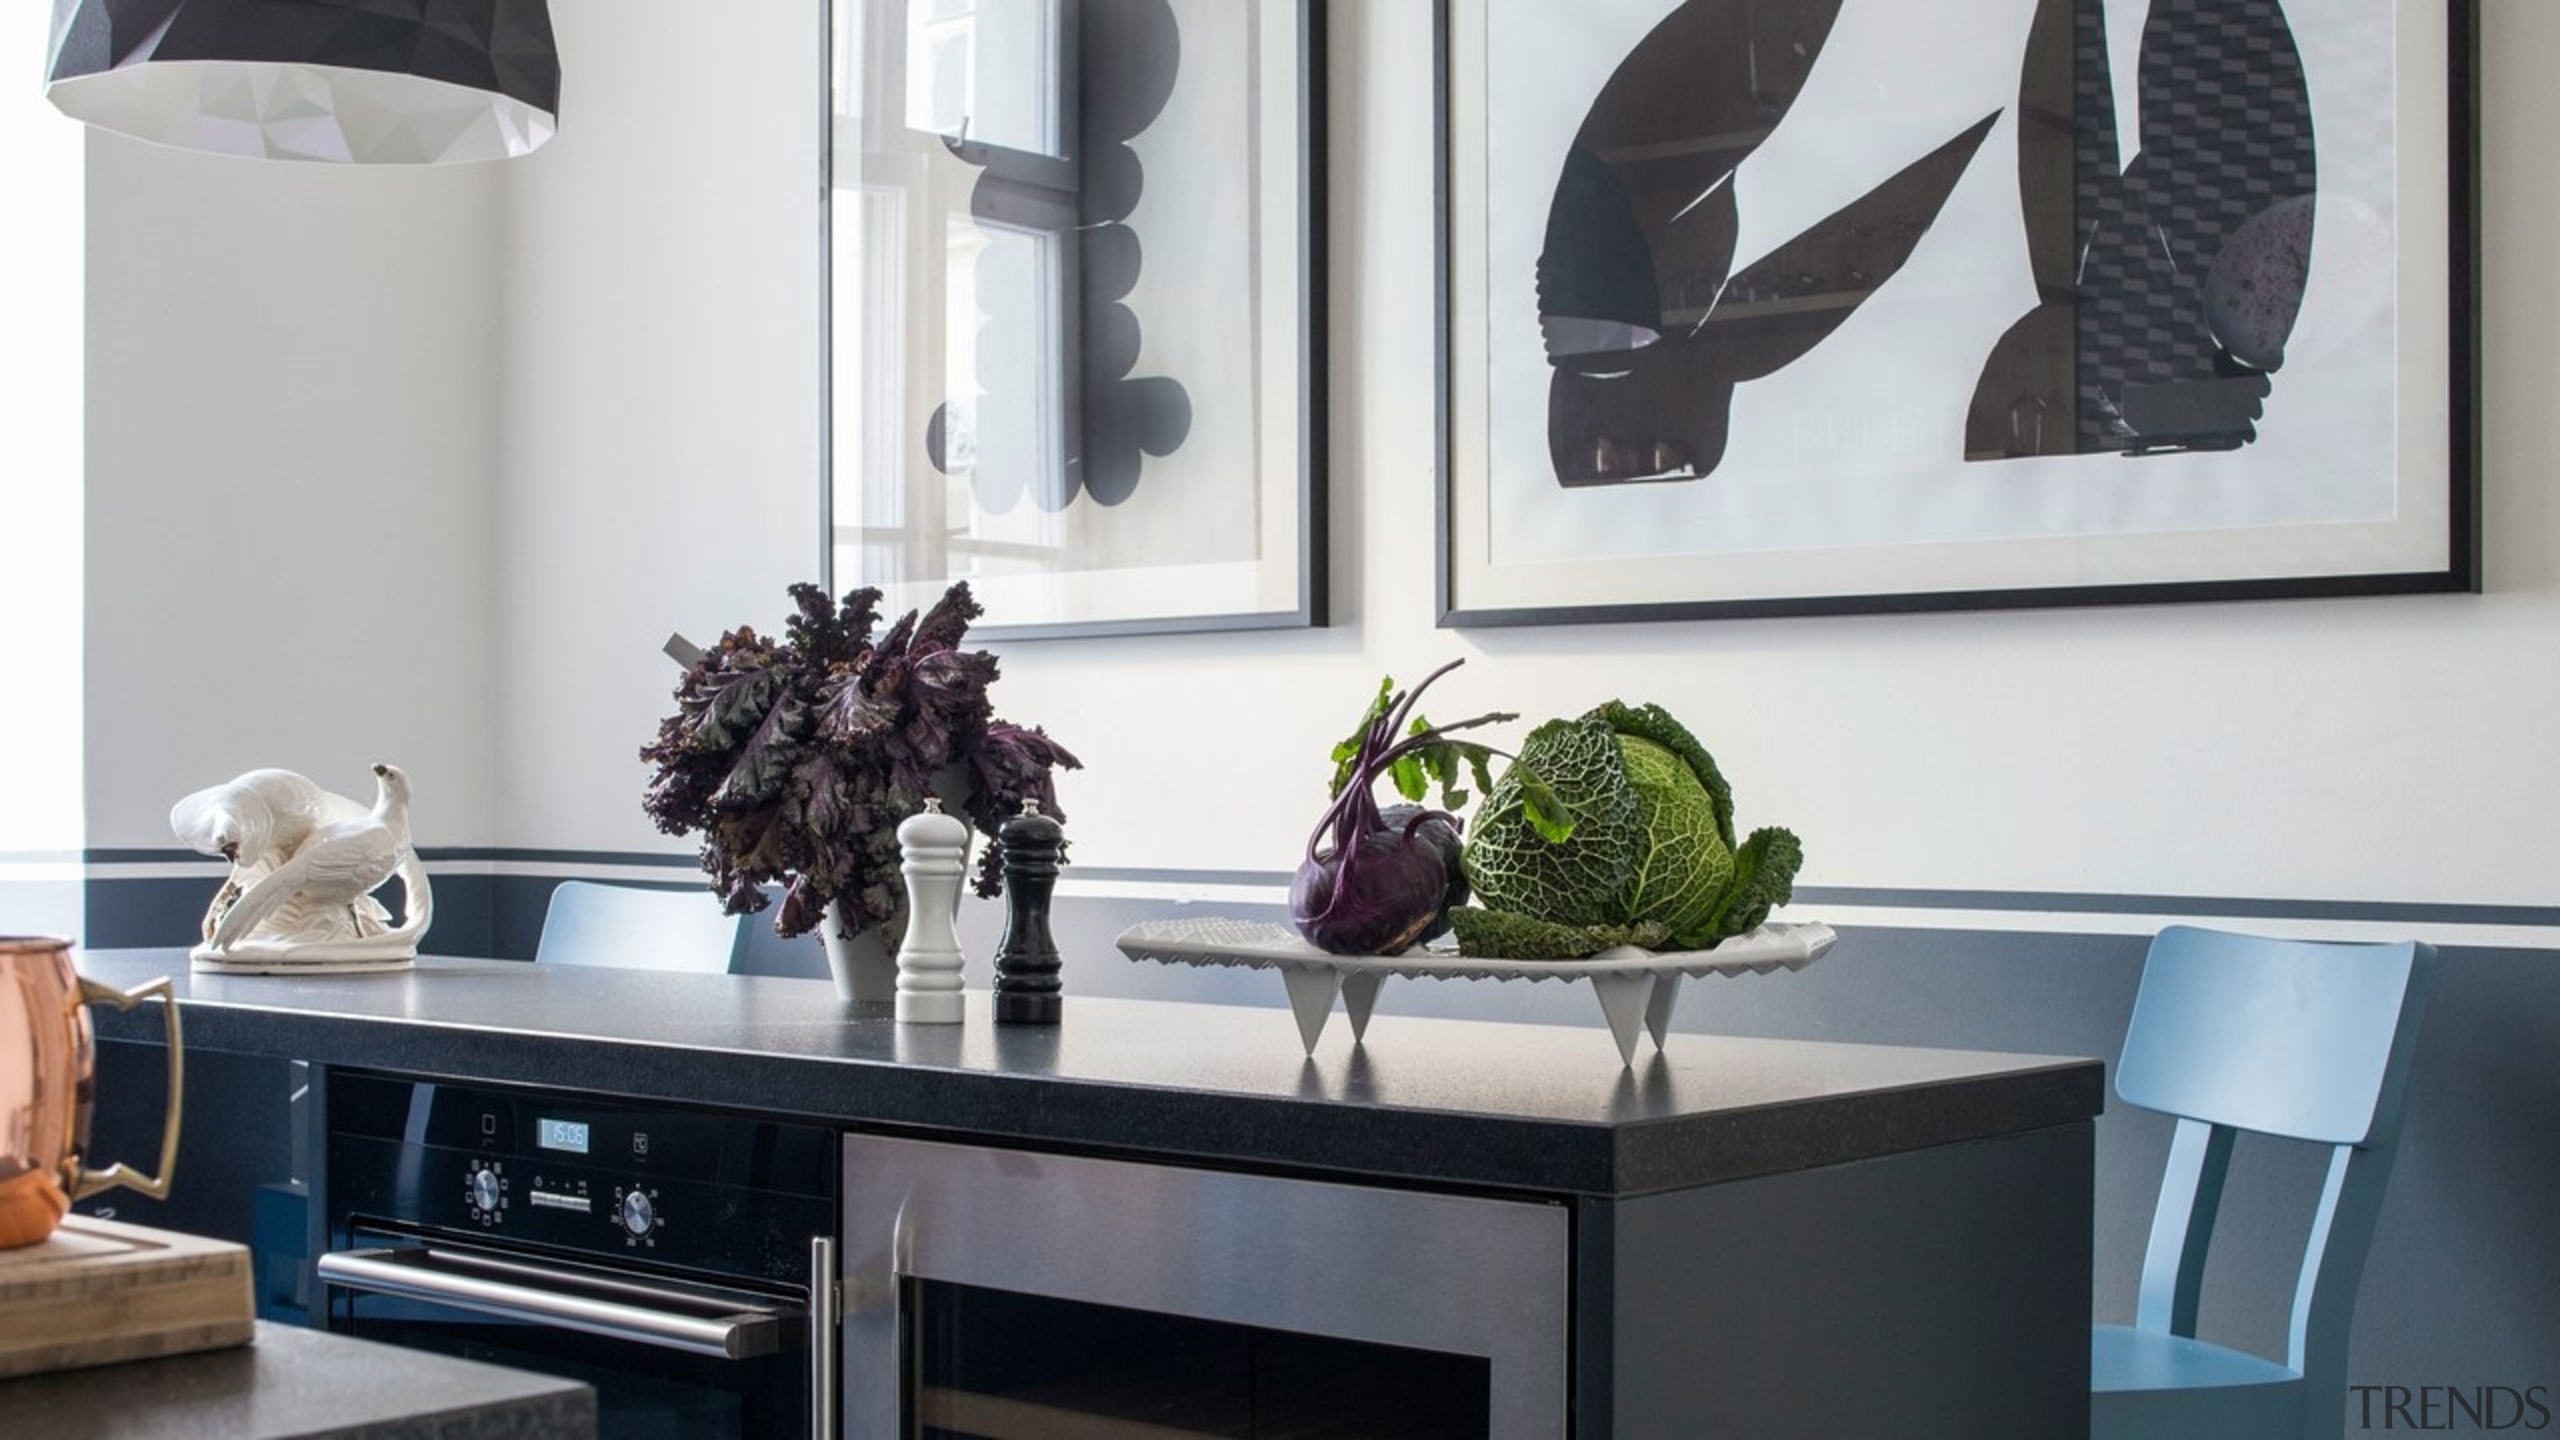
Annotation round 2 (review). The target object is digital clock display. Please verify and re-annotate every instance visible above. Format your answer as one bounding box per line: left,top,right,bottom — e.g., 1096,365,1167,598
536,1118,591,1155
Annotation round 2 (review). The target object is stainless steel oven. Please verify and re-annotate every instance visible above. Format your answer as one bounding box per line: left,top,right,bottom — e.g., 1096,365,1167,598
321,1072,839,1439
842,1133,1572,1440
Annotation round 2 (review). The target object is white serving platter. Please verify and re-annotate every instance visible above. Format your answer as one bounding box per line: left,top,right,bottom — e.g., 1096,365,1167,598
1114,916,1835,1065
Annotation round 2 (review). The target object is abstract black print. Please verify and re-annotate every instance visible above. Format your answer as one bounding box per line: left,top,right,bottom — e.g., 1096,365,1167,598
1967,0,2318,460
1439,0,2474,624
1536,0,1998,487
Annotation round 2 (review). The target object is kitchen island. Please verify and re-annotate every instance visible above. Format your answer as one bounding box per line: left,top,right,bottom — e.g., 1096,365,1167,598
79,949,2104,1437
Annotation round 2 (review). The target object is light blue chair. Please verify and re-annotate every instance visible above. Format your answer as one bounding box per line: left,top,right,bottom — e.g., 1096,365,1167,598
533,880,745,973
2093,925,2438,1440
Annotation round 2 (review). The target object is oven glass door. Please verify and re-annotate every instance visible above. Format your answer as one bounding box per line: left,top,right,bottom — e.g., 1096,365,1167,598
910,1280,1492,1439
324,1240,811,1440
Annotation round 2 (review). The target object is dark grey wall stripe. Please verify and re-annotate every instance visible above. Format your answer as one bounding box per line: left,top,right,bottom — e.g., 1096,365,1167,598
60,852,2560,932
1012,866,2560,929
68,872,824,972
76,849,206,866
442,849,702,868
79,847,703,869
1062,866,1296,887
81,874,498,959
1790,887,2560,929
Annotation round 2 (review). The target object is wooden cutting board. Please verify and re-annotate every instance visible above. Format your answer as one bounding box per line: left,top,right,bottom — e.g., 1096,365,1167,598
0,1214,255,1379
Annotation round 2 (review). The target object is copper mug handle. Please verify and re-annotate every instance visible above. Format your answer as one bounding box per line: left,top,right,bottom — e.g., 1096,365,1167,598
71,975,183,1202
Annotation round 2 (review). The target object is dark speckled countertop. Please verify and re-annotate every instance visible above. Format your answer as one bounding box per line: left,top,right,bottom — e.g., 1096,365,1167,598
79,949,2099,1198
0,1320,593,1438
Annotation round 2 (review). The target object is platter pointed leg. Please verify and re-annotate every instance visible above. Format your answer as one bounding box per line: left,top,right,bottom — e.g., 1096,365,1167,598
1589,973,1654,1067
1341,971,1385,1044
1644,974,1684,1051
1280,963,1343,1056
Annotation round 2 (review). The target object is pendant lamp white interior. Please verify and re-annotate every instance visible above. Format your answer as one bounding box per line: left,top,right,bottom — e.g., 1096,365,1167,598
45,0,559,165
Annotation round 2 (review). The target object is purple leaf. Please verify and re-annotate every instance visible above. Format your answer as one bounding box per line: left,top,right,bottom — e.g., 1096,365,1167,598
912,580,983,654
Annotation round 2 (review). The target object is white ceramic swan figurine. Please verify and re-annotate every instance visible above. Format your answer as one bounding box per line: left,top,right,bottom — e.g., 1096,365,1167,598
177,764,432,973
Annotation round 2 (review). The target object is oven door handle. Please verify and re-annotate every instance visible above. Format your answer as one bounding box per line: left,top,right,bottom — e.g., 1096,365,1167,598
810,1236,839,1440
317,1246,793,1360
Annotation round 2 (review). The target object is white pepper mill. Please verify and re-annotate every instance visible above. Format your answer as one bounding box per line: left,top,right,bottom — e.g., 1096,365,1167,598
894,797,970,1024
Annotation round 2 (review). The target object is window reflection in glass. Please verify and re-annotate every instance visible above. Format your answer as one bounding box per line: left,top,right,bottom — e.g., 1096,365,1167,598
828,0,1279,625
835,0,1081,587
904,0,1062,157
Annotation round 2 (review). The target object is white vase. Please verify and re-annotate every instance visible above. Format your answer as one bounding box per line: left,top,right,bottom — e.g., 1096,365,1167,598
819,901,898,1004
816,823,973,1005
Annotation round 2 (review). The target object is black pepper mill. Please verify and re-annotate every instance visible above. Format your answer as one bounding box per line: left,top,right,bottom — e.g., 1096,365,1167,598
993,799,1066,1025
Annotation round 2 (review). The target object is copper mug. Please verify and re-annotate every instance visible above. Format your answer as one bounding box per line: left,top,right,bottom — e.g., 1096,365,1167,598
0,937,184,1248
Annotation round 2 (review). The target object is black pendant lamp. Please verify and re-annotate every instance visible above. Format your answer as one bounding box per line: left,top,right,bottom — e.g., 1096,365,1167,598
45,0,560,164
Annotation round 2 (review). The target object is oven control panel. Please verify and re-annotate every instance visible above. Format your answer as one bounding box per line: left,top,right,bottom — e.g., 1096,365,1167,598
614,1185,658,1242
465,1161,508,1225
326,1072,833,1280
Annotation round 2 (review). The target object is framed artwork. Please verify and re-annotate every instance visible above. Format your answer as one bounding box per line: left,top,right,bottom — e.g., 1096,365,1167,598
1438,0,2478,625
825,0,1327,639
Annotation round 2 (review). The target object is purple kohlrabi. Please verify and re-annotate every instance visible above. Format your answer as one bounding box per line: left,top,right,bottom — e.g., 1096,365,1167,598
1292,661,1508,956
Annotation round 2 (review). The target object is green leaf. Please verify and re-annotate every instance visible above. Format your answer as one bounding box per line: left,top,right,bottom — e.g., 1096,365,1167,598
1426,738,1459,793
1414,737,1503,816
1704,826,1804,941
1389,752,1429,802
1447,907,1670,960
1610,734,1734,944
1388,711,1446,802
1588,700,1736,849
1461,717,1633,929
1517,777,1578,844
1327,675,1397,797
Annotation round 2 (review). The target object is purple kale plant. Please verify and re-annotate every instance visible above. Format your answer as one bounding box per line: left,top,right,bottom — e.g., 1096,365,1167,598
640,581,1079,942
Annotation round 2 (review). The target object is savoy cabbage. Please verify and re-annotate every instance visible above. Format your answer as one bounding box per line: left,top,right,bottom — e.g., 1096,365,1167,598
1457,701,1801,957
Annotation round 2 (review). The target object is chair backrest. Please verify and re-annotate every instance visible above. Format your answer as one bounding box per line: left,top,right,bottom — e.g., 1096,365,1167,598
2116,926,2437,1408
534,881,744,973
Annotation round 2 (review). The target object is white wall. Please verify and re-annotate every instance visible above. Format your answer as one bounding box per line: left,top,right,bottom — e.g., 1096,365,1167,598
66,0,819,870
0,16,88,935
491,0,821,854
81,138,503,850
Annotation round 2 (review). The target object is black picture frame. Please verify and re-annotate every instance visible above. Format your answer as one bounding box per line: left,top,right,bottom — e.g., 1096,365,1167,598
823,0,1328,640
1436,0,2479,627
